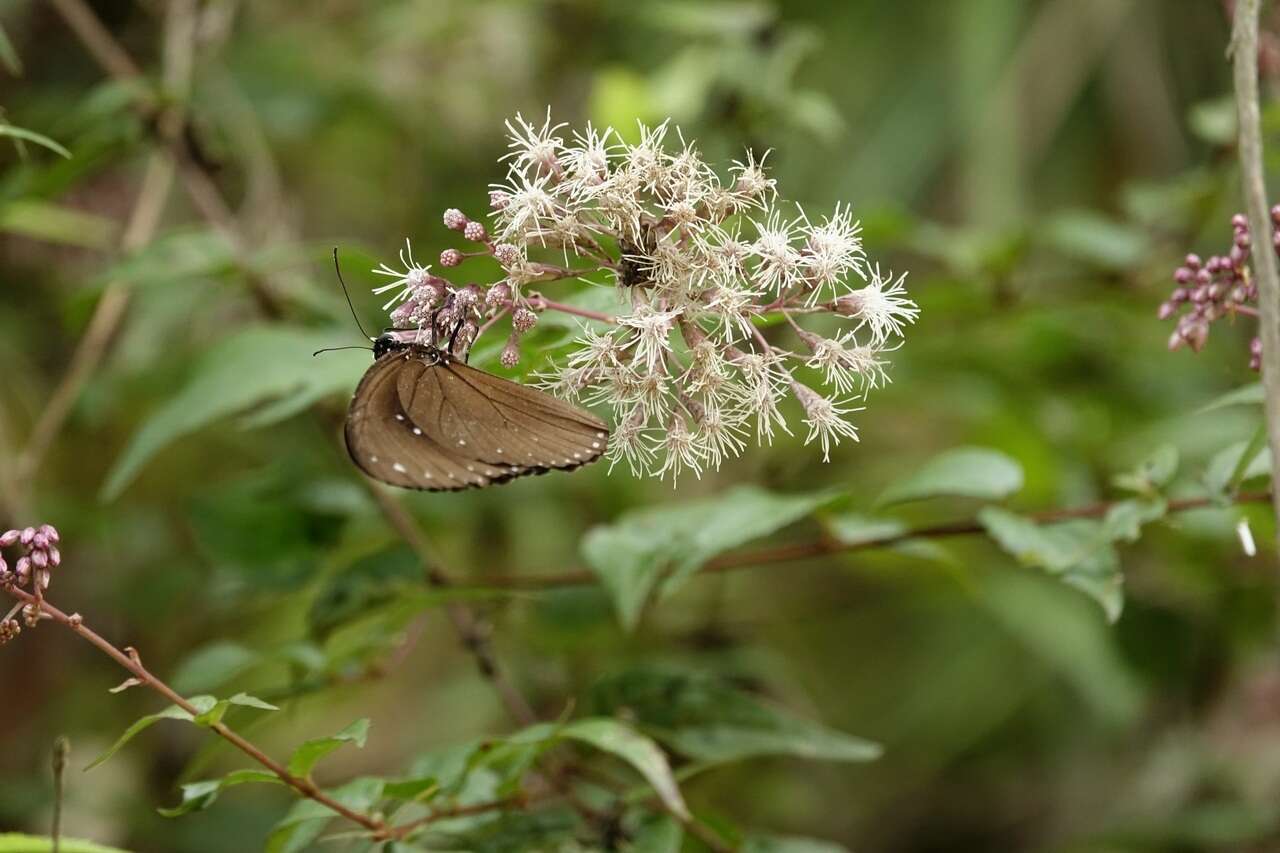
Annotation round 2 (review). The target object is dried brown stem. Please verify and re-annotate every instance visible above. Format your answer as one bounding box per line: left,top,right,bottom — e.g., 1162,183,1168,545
486,491,1274,590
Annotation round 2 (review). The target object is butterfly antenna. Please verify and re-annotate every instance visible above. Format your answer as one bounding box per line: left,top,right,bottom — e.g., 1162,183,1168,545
332,248,373,340
313,345,373,357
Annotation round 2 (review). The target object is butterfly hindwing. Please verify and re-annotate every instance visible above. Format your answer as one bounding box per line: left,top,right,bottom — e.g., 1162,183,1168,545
395,358,609,471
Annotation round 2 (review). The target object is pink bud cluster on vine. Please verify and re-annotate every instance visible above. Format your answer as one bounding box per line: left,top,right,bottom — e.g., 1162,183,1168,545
1161,208,1278,370
0,523,60,643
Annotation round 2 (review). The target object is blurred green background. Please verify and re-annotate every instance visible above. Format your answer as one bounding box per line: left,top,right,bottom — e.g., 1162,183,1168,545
3,1,1279,851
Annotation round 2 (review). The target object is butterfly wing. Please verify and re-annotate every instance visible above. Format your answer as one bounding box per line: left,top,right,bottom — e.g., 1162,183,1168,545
345,353,513,490
395,358,610,471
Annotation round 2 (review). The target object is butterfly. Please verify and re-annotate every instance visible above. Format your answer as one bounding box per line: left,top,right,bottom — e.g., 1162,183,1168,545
344,330,610,491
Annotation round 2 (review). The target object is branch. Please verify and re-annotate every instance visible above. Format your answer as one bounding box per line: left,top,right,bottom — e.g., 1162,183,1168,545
485,490,1274,590
1232,0,1280,541
2,585,390,837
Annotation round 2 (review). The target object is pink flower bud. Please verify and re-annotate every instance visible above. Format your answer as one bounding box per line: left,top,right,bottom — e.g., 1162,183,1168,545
486,283,512,307
500,337,521,368
489,190,510,211
1157,301,1176,320
30,549,46,569
47,547,59,568
1185,253,1202,270
38,524,58,543
463,221,487,242
440,248,463,267
493,244,521,268
443,208,468,231
512,307,538,333
0,530,18,548
19,528,35,547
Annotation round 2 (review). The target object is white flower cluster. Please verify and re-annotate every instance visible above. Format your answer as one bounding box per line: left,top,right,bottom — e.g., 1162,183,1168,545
372,111,918,483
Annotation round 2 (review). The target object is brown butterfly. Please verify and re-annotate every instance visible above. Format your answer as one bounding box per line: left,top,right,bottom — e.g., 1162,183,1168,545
344,330,610,491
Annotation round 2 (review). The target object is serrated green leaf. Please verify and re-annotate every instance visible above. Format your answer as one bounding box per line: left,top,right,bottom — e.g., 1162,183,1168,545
0,124,70,158
102,326,367,499
287,718,370,778
560,718,689,820
582,486,838,629
877,447,1023,506
158,769,280,817
0,834,133,853
591,667,881,769
978,508,1123,622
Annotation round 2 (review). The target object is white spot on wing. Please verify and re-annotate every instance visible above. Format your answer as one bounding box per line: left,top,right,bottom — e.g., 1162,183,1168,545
393,462,407,473
413,427,422,435
591,442,600,449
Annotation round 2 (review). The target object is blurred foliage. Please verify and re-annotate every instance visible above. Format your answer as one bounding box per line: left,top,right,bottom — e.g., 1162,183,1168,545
4,0,1280,851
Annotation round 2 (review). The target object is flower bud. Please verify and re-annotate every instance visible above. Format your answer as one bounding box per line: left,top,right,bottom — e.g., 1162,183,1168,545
443,208,468,231
39,524,58,543
19,528,34,547
486,283,512,307
493,244,522,268
512,307,538,333
489,190,510,210
1252,336,1263,356
1157,301,1176,320
1174,267,1193,284
1185,253,1203,270
440,248,462,267
463,221,488,242
30,549,46,569
500,336,521,368
1232,213,1248,231
47,547,59,568
0,530,18,548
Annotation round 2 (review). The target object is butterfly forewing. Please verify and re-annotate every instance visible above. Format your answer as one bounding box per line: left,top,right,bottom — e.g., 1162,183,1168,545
346,353,508,490
396,359,609,471
345,344,609,491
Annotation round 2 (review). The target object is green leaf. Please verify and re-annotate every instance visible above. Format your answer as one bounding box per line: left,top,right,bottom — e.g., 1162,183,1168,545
0,200,118,250
1112,445,1179,494
171,642,261,693
1189,95,1237,145
877,447,1023,506
0,835,133,853
228,692,279,711
0,124,71,158
1042,209,1150,270
287,719,370,778
743,835,850,853
102,325,368,499
591,667,881,769
978,508,1123,622
631,814,683,853
86,698,216,770
560,718,690,821
1199,382,1263,413
158,769,280,817
266,777,384,853
582,486,838,629
825,514,907,545
1205,439,1272,497
1101,499,1167,544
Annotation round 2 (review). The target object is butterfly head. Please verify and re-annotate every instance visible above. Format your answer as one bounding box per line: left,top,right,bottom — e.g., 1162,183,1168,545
373,332,409,360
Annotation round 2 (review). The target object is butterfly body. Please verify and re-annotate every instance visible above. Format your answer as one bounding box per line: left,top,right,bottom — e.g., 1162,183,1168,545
345,333,609,491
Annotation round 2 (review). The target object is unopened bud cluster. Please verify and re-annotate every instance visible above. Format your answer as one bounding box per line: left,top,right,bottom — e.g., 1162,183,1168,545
1162,209,1275,370
370,111,917,481
0,523,60,644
